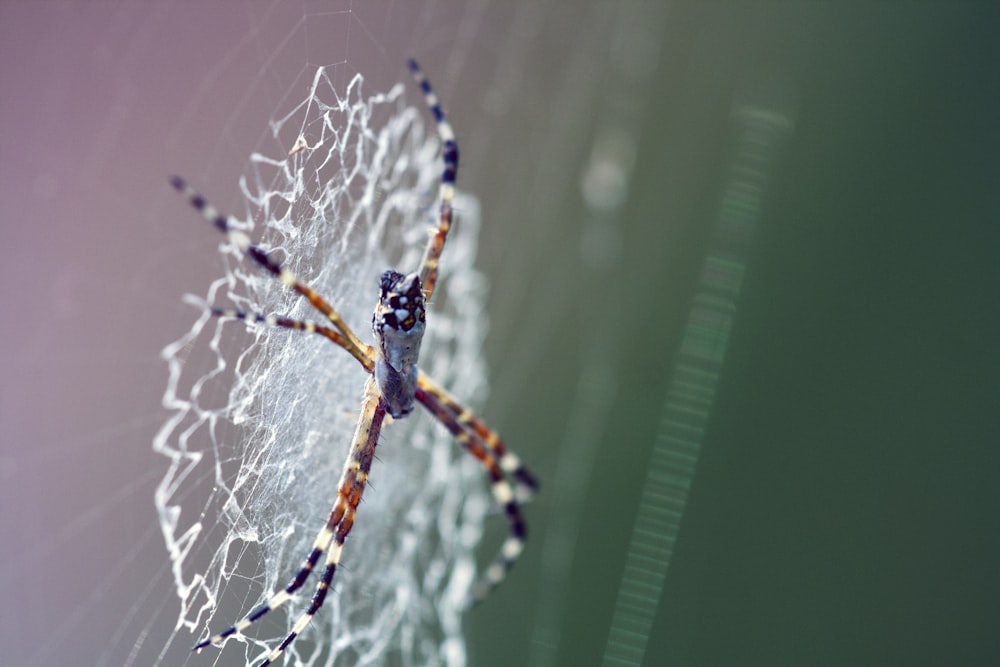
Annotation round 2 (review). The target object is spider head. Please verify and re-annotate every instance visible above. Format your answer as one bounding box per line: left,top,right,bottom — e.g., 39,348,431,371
373,270,426,418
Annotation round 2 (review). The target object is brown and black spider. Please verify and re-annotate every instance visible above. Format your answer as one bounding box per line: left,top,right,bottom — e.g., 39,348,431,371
172,60,537,667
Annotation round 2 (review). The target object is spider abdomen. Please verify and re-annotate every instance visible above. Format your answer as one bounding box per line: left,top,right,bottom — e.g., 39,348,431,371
373,270,426,418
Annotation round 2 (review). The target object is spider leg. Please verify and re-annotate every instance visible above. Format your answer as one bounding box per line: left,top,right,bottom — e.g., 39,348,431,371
258,379,387,667
170,176,369,355
192,501,340,650
407,61,531,604
210,307,376,372
407,59,458,303
194,378,386,665
418,373,539,499
415,387,527,606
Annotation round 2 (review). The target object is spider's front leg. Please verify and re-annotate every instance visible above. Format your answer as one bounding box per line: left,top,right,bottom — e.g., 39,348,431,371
406,58,459,302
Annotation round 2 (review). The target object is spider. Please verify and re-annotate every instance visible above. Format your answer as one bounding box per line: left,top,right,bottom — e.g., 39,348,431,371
171,60,537,667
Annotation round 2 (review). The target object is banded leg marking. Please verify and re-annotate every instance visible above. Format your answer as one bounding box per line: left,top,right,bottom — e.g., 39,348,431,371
170,176,369,354
415,387,527,606
259,382,386,667
211,307,376,373
407,59,459,302
418,374,539,497
193,499,344,651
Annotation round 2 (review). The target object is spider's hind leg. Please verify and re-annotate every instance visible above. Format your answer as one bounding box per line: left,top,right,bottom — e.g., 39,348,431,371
193,501,340,651
195,381,387,667
255,380,387,667
415,386,531,607
418,375,539,501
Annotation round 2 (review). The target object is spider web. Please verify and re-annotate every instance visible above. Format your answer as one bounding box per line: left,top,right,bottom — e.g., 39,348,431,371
154,65,490,667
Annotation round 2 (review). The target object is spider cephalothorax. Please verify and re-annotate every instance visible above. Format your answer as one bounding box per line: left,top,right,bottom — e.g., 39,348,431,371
175,60,537,667
373,269,426,418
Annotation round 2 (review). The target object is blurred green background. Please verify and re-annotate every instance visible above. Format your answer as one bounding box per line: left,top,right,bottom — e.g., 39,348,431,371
474,3,1000,666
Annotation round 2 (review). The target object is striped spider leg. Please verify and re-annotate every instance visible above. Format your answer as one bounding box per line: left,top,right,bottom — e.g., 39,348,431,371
173,60,537,667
